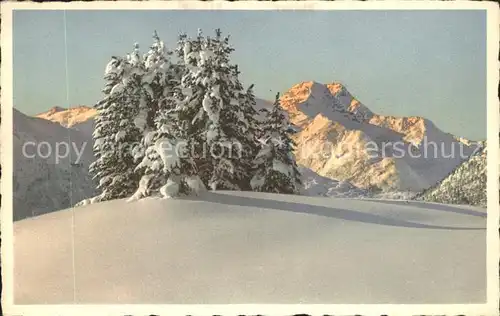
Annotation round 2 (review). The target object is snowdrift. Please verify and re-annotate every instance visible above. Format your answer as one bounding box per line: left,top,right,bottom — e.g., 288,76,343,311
14,191,486,304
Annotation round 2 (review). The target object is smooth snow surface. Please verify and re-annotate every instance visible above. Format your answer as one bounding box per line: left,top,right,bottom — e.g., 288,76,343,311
15,191,486,304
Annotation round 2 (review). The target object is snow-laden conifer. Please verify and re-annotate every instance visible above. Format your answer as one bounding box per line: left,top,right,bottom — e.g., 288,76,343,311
85,44,146,204
173,29,260,191
251,92,302,194
130,31,199,199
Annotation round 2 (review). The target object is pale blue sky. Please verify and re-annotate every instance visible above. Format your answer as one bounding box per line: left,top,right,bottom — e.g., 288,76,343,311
13,10,486,140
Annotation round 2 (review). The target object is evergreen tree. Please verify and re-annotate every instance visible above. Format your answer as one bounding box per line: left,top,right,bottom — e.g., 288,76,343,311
203,29,247,190
174,29,259,191
236,83,262,190
88,44,146,203
131,31,196,199
86,28,263,202
172,30,214,188
251,92,302,194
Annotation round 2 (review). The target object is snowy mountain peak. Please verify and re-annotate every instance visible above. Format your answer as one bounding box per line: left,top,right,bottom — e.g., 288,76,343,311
280,81,315,112
280,81,374,126
277,80,478,192
326,82,375,120
45,106,66,115
280,81,464,146
36,105,97,128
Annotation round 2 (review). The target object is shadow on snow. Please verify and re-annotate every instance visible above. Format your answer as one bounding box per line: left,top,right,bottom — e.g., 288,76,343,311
359,198,487,218
182,192,485,231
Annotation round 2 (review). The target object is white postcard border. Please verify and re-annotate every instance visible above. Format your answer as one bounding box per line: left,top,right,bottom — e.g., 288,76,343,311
1,1,498,315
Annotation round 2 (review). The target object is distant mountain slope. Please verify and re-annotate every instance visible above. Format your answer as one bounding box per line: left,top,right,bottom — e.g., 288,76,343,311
35,105,97,138
280,81,478,192
415,141,488,207
35,105,97,128
300,166,369,198
13,109,96,220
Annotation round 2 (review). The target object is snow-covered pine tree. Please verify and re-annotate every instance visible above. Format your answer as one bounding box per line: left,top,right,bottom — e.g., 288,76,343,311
170,30,214,188
174,29,257,191
203,29,247,191
235,82,262,190
131,31,196,199
87,44,146,203
251,92,302,194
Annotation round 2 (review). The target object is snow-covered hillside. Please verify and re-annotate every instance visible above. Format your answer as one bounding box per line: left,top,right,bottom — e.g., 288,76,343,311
13,109,96,220
416,142,488,207
280,81,478,192
14,191,486,304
